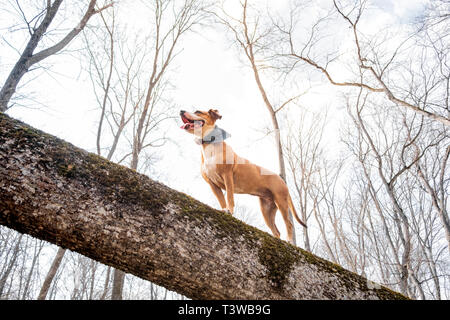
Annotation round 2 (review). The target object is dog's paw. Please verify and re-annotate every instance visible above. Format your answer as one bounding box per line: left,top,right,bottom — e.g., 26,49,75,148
221,209,232,215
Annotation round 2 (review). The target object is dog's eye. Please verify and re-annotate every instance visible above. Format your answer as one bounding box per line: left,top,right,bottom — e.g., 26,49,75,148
194,111,202,115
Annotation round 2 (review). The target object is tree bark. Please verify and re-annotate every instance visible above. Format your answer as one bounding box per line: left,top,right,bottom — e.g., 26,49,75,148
0,113,408,300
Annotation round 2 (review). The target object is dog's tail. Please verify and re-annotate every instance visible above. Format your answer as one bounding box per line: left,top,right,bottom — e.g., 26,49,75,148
288,193,307,228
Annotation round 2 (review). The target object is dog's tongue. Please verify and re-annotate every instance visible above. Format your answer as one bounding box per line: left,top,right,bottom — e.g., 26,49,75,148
180,123,193,130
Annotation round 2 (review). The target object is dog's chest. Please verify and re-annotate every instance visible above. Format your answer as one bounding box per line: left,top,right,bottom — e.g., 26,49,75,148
201,157,226,187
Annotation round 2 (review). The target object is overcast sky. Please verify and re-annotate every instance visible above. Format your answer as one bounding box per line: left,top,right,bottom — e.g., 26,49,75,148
1,0,428,240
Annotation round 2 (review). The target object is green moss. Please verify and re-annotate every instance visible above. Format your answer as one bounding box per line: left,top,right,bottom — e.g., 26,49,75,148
255,232,410,299
294,246,410,299
258,234,300,289
374,285,409,300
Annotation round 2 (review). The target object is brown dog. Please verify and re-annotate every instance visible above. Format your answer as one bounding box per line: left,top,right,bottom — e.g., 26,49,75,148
180,109,307,244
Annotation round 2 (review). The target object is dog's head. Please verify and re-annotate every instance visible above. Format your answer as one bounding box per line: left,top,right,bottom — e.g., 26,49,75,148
179,109,222,137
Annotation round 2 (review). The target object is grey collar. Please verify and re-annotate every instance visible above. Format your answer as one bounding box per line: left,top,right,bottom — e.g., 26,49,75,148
195,126,231,145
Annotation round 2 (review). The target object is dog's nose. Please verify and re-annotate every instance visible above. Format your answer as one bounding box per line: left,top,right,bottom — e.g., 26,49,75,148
180,110,185,115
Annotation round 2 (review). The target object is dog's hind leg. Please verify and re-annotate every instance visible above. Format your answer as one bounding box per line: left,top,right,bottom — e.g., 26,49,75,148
259,197,280,239
274,194,295,245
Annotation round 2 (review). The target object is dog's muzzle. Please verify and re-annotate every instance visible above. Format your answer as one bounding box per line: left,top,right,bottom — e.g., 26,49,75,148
180,110,205,130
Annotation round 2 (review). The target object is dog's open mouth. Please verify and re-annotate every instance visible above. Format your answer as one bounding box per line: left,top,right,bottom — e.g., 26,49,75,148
180,114,205,130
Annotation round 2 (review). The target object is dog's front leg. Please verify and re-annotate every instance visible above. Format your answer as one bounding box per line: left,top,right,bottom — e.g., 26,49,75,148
207,181,227,211
223,172,235,214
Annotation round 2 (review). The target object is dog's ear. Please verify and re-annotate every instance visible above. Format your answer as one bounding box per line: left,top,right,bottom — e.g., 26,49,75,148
208,109,222,120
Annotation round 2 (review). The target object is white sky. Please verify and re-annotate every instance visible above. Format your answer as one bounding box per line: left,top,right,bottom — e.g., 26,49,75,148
1,0,428,242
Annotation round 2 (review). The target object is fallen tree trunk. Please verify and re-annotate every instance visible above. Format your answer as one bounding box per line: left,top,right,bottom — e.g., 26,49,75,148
0,113,407,300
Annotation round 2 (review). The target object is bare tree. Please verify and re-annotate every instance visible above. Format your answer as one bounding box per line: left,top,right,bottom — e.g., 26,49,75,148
0,0,113,112
348,90,414,295
275,0,450,127
127,0,208,171
340,84,449,298
312,156,346,267
20,239,44,299
0,233,23,298
84,8,147,162
416,0,450,32
411,0,450,251
415,145,450,253
37,247,65,300
283,108,328,251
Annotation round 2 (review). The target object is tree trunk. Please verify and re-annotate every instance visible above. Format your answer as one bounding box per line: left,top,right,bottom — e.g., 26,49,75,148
0,0,111,112
0,234,23,298
0,113,408,300
111,269,125,300
100,266,111,300
0,0,64,112
37,247,66,300
21,240,44,299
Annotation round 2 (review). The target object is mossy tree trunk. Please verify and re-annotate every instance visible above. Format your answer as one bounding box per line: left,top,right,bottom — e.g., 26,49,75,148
0,113,408,300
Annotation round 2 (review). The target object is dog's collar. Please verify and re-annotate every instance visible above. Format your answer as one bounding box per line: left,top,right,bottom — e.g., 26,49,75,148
195,126,231,145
